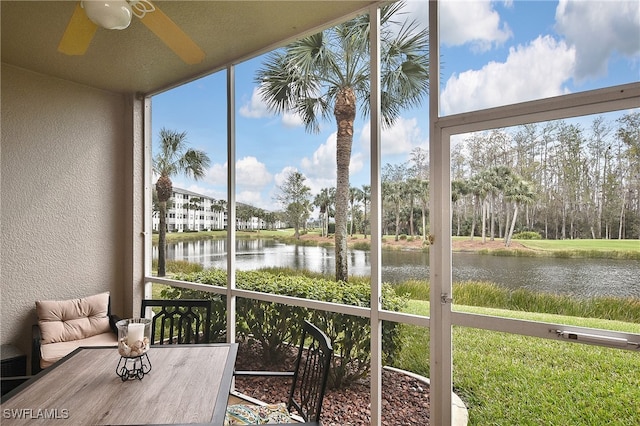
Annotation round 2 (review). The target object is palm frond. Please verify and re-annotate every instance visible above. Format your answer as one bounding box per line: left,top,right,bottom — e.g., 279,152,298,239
254,0,428,131
181,149,211,180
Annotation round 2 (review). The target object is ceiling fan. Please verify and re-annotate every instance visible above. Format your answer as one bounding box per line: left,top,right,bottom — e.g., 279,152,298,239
58,0,205,64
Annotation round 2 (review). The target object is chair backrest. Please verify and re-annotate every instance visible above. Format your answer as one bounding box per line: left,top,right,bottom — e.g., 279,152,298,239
140,299,211,345
287,320,333,422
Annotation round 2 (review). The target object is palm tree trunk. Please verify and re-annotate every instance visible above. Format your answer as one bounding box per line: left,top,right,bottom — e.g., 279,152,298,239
421,206,427,242
470,196,477,241
408,199,413,236
350,204,354,236
363,201,368,239
618,190,626,239
158,200,167,276
506,203,519,247
334,88,356,282
324,210,329,237
482,199,487,244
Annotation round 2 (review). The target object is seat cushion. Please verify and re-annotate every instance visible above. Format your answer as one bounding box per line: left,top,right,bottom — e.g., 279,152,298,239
36,292,111,344
225,403,296,425
39,332,118,369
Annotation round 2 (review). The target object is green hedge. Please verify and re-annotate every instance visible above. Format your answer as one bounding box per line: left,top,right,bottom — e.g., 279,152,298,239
165,268,408,389
513,231,542,239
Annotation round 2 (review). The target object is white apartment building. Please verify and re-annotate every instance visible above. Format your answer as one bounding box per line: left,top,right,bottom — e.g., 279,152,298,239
152,187,279,232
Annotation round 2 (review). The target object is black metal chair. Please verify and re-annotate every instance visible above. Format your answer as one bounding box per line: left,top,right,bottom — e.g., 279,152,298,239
227,320,333,425
140,299,212,345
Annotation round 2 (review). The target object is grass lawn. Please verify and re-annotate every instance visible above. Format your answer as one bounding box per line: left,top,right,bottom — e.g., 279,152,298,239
396,300,640,425
153,256,639,424
517,238,640,252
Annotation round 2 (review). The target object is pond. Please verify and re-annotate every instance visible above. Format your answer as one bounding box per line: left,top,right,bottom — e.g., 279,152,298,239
155,238,640,299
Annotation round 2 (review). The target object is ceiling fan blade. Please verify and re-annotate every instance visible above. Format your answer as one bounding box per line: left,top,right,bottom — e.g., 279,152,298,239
139,4,205,65
58,2,98,56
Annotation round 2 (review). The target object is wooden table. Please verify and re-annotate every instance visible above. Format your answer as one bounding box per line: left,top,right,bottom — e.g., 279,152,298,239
1,344,238,425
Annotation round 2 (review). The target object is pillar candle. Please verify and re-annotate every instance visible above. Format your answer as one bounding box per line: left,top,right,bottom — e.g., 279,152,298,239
128,322,145,344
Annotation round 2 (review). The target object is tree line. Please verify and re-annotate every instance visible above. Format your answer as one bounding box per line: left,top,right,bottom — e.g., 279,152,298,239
451,112,639,241
276,112,639,245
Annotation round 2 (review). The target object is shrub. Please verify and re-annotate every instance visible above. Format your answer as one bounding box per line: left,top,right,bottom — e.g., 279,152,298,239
163,268,408,388
351,241,371,251
513,231,542,240
160,270,228,343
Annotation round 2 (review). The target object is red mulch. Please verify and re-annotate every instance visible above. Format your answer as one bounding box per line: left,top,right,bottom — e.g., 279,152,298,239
233,340,430,425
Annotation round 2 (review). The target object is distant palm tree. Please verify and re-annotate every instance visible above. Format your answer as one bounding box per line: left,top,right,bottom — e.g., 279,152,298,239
451,179,469,236
361,184,371,238
383,180,404,241
255,1,429,281
187,197,202,231
505,177,536,247
417,179,429,241
349,187,364,236
404,178,421,236
314,187,334,237
153,128,210,276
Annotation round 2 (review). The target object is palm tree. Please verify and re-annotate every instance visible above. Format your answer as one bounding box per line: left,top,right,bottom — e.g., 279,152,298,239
187,197,202,231
153,128,210,276
484,165,512,241
383,180,404,241
349,187,364,236
417,179,429,242
451,179,469,236
361,184,371,238
255,1,428,281
314,187,334,237
505,177,536,247
404,178,421,236
212,199,227,230
467,173,491,242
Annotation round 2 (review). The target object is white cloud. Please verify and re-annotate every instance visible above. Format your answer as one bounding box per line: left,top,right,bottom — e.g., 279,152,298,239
439,0,512,51
236,190,266,208
402,1,429,33
300,133,364,184
359,117,427,156
441,35,575,115
239,87,271,118
240,86,305,128
274,166,299,188
204,162,227,186
555,0,640,81
204,156,272,192
201,157,277,210
183,184,225,201
282,111,304,128
300,134,337,179
236,156,273,190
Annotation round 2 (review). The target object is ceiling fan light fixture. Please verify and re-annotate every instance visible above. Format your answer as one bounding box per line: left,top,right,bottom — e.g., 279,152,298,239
82,0,132,30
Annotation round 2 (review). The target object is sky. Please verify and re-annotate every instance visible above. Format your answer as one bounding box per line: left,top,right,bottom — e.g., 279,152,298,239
152,0,640,213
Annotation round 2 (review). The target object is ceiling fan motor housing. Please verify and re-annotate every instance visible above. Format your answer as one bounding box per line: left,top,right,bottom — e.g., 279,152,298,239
82,0,132,30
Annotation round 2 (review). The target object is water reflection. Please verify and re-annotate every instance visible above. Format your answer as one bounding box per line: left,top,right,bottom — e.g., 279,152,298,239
157,238,640,298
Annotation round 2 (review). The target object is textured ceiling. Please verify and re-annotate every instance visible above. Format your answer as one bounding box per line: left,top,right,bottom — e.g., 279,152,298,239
2,1,379,94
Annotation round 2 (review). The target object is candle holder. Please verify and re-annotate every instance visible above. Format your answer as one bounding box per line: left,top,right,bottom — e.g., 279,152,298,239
115,318,152,381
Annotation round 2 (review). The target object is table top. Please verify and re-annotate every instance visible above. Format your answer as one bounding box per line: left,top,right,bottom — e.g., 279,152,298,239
1,344,238,425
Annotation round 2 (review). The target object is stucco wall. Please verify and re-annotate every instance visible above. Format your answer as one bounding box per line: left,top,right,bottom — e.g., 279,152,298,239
1,64,131,361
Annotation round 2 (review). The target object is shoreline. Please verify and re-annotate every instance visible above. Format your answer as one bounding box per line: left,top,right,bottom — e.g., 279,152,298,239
299,233,534,253
154,231,640,259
